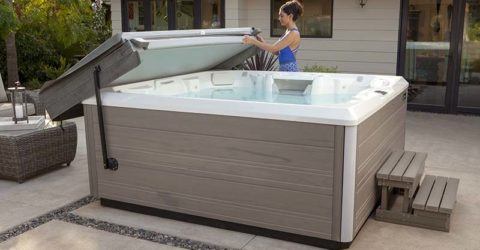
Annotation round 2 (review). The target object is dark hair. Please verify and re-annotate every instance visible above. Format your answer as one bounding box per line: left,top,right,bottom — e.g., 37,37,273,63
280,0,304,21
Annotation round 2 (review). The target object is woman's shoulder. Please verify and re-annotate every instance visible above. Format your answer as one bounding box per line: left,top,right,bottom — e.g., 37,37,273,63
287,29,301,40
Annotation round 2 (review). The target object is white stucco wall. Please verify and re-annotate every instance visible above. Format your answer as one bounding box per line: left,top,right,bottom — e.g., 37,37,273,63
111,0,401,75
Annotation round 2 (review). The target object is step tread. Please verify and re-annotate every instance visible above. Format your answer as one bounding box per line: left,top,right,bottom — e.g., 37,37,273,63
426,176,448,212
412,175,436,210
389,151,416,181
377,151,404,180
439,178,460,214
402,152,427,182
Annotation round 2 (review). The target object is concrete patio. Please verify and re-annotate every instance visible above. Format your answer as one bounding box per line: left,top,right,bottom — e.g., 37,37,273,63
0,111,479,250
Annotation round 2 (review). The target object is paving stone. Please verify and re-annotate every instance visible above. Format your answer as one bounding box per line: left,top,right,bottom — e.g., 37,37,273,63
0,220,183,250
73,201,254,249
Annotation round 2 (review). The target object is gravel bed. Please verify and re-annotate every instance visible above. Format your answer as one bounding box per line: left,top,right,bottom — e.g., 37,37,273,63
0,196,235,250
0,196,95,242
62,213,234,250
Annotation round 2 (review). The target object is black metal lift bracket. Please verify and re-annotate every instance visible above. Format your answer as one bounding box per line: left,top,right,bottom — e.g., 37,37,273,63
93,65,119,171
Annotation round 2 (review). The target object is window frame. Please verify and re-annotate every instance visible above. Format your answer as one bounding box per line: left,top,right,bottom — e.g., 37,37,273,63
269,0,334,38
121,0,225,32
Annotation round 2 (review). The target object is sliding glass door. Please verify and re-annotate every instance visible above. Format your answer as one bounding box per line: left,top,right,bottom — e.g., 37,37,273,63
457,0,480,111
399,0,480,114
402,0,454,108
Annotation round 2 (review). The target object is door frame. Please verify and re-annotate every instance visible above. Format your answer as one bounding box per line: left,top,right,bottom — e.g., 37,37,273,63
397,0,479,114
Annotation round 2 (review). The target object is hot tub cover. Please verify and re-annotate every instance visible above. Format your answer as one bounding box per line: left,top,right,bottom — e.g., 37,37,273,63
40,27,260,121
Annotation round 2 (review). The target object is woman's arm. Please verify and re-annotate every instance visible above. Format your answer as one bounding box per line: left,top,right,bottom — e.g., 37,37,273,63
243,32,299,53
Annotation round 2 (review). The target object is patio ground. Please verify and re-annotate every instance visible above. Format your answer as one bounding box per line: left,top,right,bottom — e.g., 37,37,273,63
0,111,479,250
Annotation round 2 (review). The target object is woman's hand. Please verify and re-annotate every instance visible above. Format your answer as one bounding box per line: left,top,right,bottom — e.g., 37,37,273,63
256,35,265,43
242,35,257,45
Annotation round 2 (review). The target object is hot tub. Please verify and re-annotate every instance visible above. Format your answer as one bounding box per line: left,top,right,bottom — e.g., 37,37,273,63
40,28,408,249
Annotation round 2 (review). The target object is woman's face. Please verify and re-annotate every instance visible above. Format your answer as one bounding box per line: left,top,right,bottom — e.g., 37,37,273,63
278,10,292,26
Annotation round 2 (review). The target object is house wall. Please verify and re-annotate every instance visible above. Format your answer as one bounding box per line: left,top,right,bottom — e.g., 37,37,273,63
227,0,402,74
110,0,401,75
111,0,122,35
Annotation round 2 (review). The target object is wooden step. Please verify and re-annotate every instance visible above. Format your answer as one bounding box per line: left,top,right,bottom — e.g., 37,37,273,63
377,151,427,200
413,175,460,214
375,151,460,232
411,175,459,232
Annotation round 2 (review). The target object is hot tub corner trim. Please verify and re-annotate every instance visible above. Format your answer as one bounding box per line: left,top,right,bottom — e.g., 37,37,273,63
341,125,357,242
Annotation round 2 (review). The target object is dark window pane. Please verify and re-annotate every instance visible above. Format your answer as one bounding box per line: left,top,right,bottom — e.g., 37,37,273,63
152,0,169,30
176,0,195,29
201,0,223,28
458,0,480,108
271,0,332,37
127,0,146,31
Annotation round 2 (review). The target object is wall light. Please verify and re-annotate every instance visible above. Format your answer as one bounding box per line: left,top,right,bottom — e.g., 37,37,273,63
359,0,368,8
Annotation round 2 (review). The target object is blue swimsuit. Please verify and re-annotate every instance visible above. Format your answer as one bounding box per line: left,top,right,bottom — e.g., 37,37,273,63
278,28,300,72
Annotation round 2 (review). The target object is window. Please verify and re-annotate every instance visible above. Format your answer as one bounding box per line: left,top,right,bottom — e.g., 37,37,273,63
201,0,223,29
175,0,195,29
122,0,225,32
271,0,333,38
126,0,146,31
152,0,168,31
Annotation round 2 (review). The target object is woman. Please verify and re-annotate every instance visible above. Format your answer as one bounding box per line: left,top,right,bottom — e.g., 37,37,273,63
242,0,303,72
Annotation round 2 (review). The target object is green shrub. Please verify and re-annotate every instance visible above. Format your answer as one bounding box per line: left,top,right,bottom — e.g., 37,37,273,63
42,57,71,80
302,64,338,73
26,78,42,90
467,21,480,41
0,1,112,89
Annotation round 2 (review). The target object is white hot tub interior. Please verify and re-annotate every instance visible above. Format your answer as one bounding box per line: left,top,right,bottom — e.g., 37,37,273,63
112,71,398,106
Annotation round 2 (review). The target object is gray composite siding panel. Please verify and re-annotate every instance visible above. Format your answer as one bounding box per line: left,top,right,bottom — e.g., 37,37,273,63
353,92,407,235
95,106,336,148
356,104,407,187
92,124,334,171
98,183,333,238
94,147,334,195
84,105,344,240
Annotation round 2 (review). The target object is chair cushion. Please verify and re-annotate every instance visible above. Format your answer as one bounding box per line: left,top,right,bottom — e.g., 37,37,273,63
0,74,7,103
0,103,36,117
